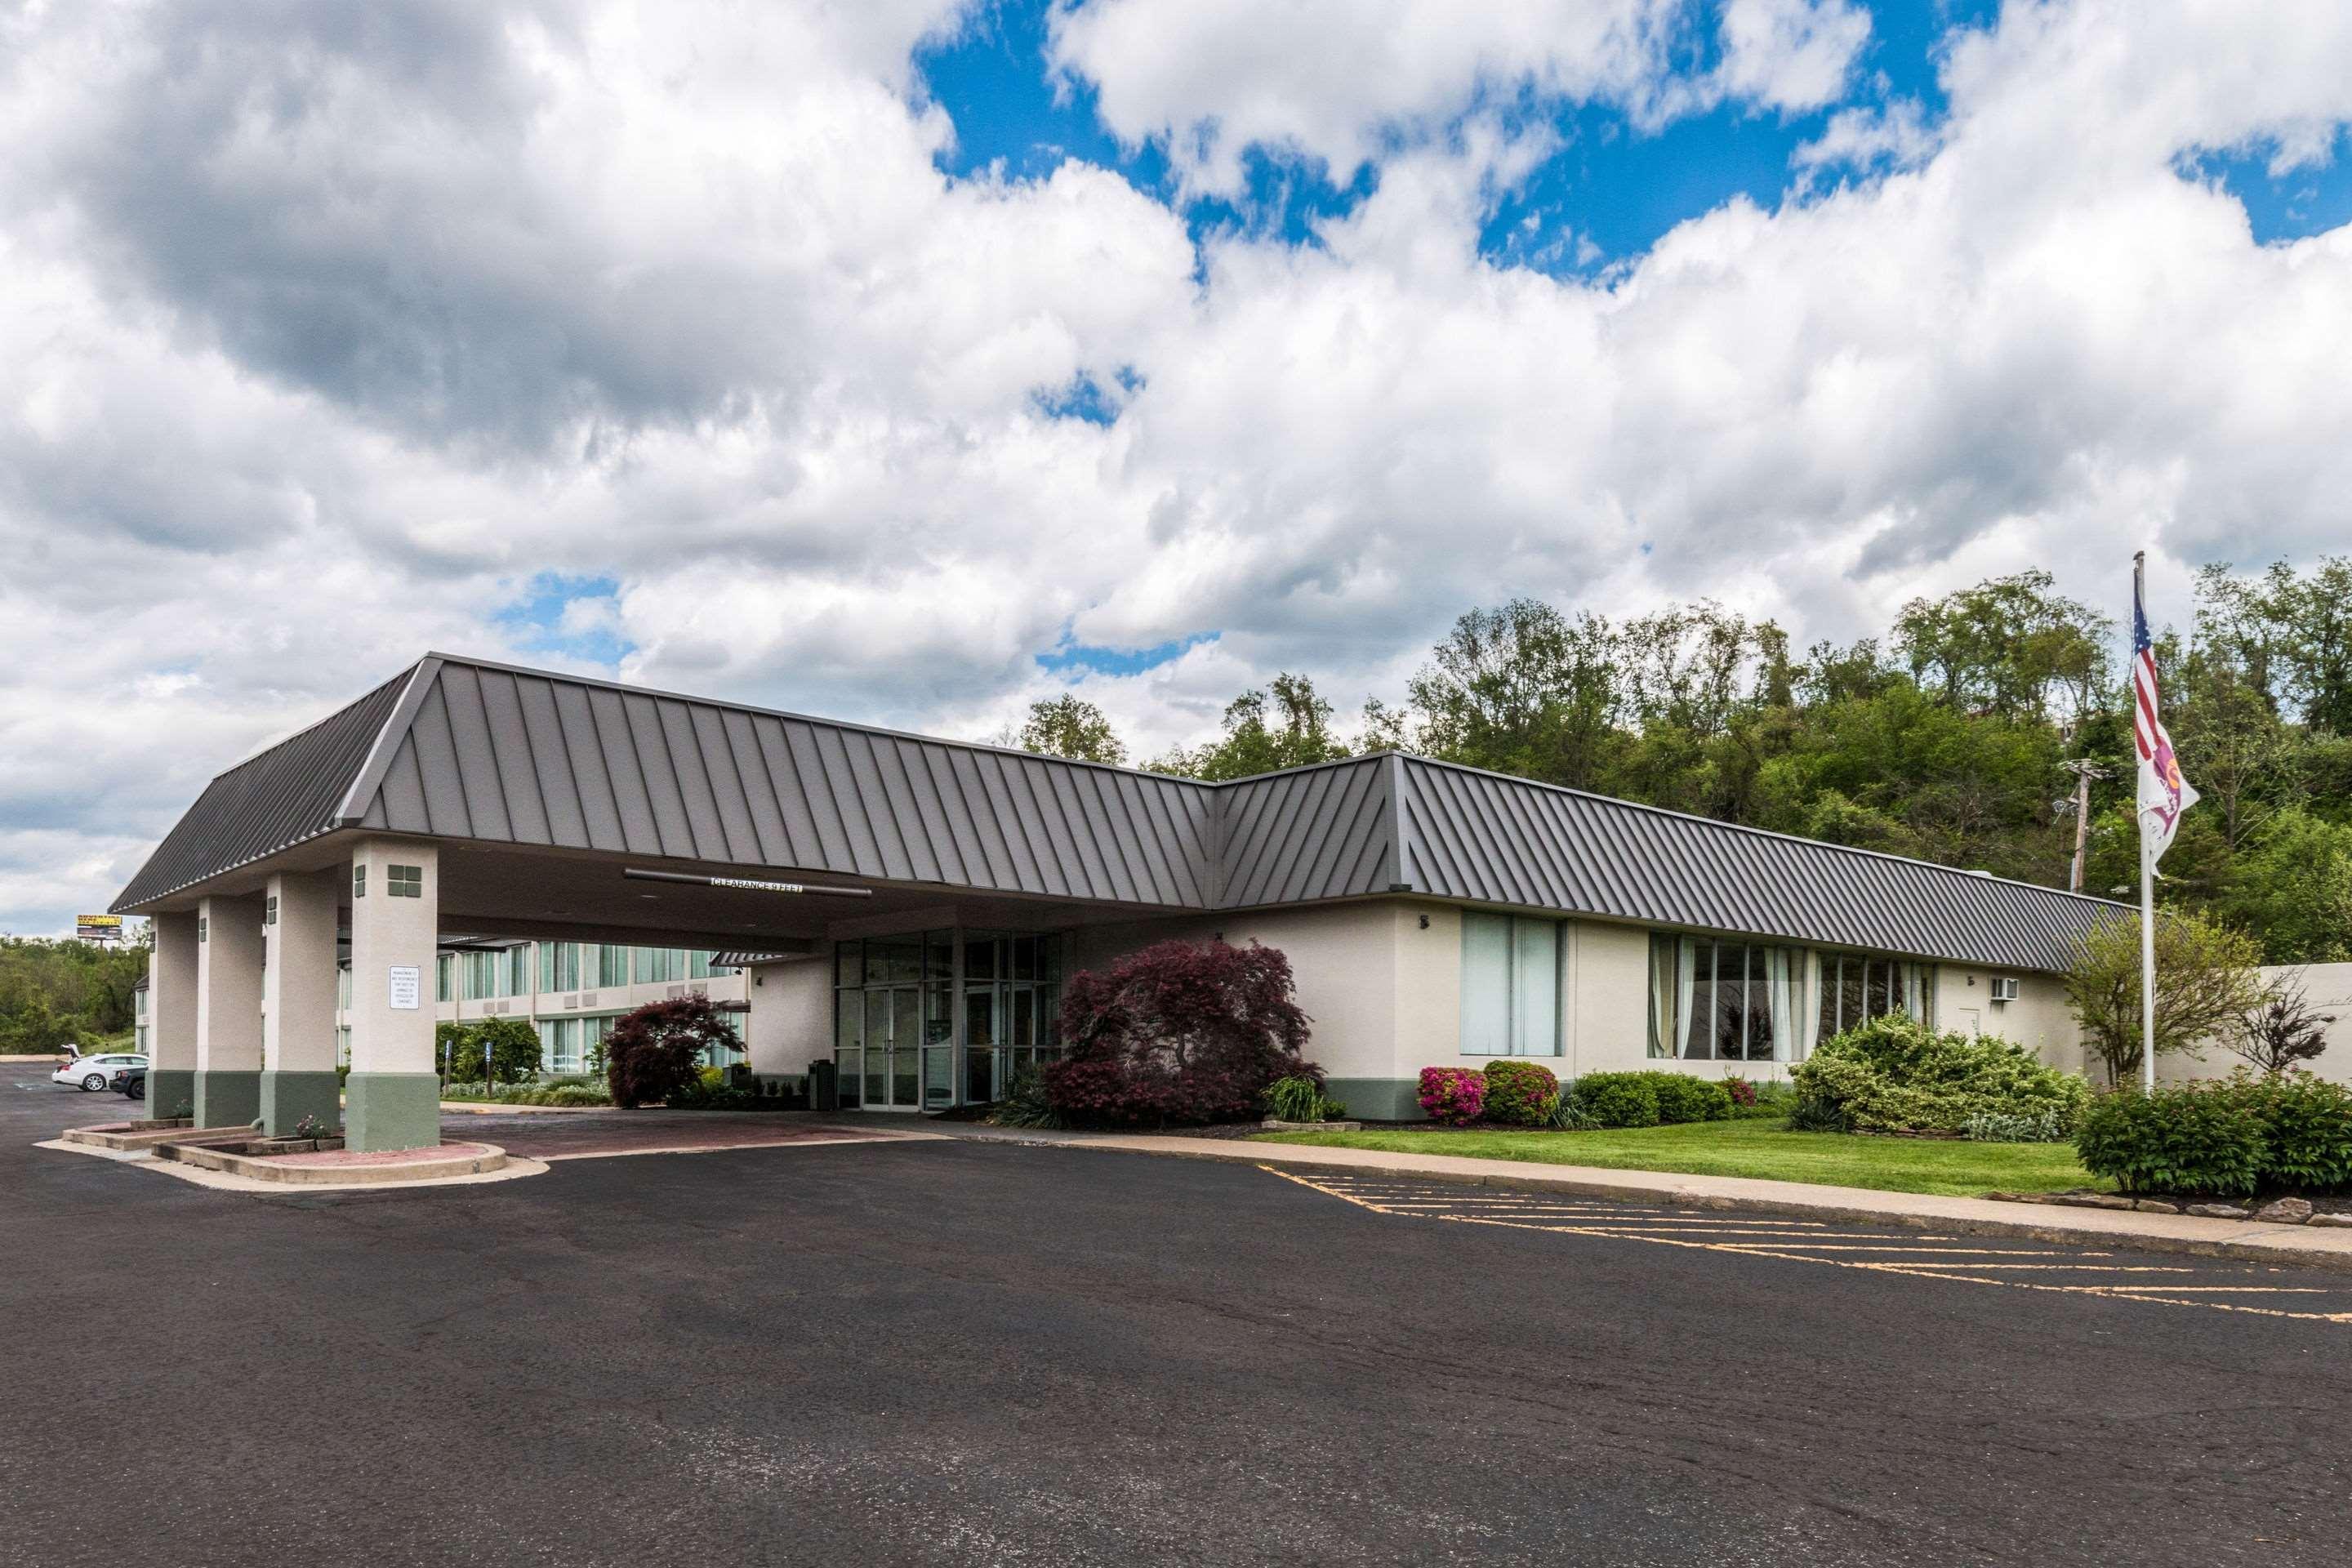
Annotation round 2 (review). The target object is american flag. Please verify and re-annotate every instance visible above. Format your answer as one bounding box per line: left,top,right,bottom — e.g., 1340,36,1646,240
2133,572,2198,866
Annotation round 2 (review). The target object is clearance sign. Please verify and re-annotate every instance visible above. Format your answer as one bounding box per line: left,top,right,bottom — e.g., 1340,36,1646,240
76,915,123,942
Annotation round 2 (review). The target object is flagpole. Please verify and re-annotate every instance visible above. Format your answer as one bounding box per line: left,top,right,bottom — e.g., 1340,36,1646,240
2135,550,2157,1093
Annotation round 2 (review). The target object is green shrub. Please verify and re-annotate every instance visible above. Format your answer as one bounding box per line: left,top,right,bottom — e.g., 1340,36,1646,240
1262,1074,1346,1122
987,1070,1064,1129
1482,1061,1562,1126
2250,1075,2352,1190
1651,1075,1733,1125
1789,1014,2090,1134
1787,1092,1851,1133
1572,1072,1660,1129
1544,1094,1600,1130
2074,1084,2267,1196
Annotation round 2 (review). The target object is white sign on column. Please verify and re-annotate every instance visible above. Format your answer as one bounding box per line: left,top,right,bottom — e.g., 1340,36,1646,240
389,965,421,1010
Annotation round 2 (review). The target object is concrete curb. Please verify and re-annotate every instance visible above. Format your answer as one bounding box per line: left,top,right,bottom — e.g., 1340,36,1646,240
63,1123,261,1152
950,1129,2352,1273
155,1139,510,1185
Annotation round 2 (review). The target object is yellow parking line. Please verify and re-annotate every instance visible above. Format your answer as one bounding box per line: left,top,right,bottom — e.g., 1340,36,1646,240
1258,1165,2352,1327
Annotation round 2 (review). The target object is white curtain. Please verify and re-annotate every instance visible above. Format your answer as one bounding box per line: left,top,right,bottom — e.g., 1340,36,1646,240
1766,947,1798,1062
1513,919,1559,1056
1902,961,1934,1025
1677,938,1699,1061
1460,913,1512,1055
1648,938,1676,1058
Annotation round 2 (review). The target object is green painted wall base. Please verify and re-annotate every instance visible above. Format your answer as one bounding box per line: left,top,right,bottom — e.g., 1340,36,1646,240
1324,1077,1424,1122
261,1071,343,1136
145,1067,196,1120
193,1069,261,1129
344,1072,443,1152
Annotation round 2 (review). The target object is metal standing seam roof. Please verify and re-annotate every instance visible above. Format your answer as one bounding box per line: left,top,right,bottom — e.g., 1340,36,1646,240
113,653,2125,970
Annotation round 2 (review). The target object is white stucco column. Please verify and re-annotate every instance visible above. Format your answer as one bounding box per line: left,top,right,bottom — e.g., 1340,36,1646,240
145,911,200,1120
193,891,265,1128
261,869,344,1135
344,840,441,1152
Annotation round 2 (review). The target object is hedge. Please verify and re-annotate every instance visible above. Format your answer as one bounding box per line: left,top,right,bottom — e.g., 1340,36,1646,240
1570,1072,1661,1129
2075,1075,2352,1197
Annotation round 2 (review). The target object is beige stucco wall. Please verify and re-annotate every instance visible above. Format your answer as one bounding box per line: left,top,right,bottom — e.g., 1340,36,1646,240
1935,964,2086,1073
745,956,832,1077
1068,900,1418,1082
194,891,265,1075
263,869,343,1074
346,840,439,1076
2158,962,2352,1089
148,911,199,1074
1559,922,1668,1078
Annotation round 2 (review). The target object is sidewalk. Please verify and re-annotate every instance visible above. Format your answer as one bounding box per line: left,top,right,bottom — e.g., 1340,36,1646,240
932,1122,2352,1272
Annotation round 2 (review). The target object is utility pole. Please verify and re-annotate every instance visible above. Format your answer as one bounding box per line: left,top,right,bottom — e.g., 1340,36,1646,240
2058,758,2110,894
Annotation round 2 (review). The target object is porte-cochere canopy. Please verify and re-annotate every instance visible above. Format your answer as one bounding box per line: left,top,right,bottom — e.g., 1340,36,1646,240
115,653,2122,973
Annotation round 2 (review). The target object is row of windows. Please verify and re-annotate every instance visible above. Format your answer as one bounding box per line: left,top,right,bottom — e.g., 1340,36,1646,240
430,944,736,1003
1462,915,1942,1064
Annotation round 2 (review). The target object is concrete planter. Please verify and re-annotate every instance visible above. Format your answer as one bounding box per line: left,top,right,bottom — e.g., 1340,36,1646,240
154,1138,507,1185
62,1123,262,1153
1261,1117,1363,1132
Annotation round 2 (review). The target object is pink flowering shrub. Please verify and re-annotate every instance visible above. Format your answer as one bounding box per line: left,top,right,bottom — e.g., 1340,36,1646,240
1418,1067,1486,1125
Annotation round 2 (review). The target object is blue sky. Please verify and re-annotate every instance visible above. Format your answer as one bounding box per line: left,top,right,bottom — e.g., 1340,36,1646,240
923,0,2347,274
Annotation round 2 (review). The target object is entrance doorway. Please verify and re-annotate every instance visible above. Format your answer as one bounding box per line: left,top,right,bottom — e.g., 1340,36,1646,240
832,928,1063,1111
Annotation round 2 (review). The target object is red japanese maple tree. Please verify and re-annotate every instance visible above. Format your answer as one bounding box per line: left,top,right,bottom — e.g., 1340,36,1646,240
1044,939,1316,1126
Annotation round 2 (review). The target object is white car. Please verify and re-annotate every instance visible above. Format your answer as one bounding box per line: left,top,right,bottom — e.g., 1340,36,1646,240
53,1053,147,1093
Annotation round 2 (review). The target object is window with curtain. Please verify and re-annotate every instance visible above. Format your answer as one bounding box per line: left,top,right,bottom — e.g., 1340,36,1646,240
1646,935,1804,1062
1815,953,1936,1043
1459,912,1562,1056
596,944,631,989
540,942,582,993
634,947,684,985
434,953,452,1004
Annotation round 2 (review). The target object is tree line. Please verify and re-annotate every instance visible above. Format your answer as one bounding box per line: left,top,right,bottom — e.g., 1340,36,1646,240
0,933,148,1054
1006,559,2352,964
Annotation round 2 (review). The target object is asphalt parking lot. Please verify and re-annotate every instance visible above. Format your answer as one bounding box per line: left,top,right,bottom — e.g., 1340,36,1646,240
7,1078,2352,1566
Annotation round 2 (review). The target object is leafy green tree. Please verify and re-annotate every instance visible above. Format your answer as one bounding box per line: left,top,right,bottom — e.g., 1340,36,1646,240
0,933,149,1052
2063,908,2265,1086
439,1017,544,1085
1892,570,2113,723
1009,694,1127,765
2266,555,2352,733
1405,599,1619,787
2220,808,2352,963
1151,673,1350,781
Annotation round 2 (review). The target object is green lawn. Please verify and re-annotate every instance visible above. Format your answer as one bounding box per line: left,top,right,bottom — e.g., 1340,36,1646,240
1254,1119,2106,1198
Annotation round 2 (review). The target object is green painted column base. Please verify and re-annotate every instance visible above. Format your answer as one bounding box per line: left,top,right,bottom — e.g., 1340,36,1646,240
193,1069,261,1129
145,1067,197,1121
261,1071,343,1136
344,1072,443,1152
1323,1077,1424,1122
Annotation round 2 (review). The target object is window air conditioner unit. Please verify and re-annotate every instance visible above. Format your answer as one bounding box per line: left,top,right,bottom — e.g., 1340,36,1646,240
563,994,579,1010
1989,976,2020,1004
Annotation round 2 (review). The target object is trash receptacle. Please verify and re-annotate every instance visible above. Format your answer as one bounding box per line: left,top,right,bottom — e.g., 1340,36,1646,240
808,1057,838,1112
